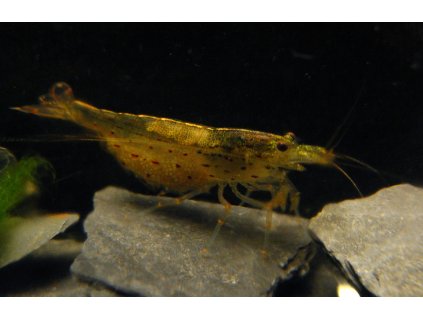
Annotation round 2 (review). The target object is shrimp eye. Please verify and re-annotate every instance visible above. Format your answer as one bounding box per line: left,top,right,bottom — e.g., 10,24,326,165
285,132,296,141
277,143,288,152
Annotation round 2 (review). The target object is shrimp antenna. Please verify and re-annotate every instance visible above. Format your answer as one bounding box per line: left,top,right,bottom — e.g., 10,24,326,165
0,134,101,143
0,134,138,144
326,80,366,151
333,162,363,197
336,153,379,174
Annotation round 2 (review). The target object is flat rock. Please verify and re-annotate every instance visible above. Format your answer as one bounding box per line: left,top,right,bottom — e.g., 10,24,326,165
71,186,311,296
275,243,360,297
2,238,119,296
309,184,423,296
10,276,120,297
0,213,79,269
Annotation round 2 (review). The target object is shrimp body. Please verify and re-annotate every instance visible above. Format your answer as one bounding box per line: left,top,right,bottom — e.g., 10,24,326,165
14,82,336,250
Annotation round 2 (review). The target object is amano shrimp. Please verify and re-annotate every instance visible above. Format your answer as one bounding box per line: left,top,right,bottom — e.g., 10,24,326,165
13,82,344,252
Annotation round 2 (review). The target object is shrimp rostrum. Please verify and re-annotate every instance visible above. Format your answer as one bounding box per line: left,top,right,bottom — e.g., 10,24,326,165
13,82,352,252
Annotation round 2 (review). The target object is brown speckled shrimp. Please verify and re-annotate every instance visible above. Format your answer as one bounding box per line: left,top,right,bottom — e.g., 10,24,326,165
13,82,340,253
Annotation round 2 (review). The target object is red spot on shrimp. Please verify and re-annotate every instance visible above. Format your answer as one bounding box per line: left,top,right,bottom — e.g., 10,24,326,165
187,175,192,179
114,144,120,148
146,173,151,177
131,154,139,158
175,163,181,168
202,164,210,167
168,149,173,153
183,153,188,156
149,146,153,150
151,160,160,165
251,175,259,179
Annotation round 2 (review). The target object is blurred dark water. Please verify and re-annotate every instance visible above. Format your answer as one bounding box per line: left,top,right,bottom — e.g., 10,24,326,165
1,23,423,216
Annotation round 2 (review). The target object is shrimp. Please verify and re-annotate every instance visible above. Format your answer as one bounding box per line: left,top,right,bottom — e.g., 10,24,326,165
13,82,339,253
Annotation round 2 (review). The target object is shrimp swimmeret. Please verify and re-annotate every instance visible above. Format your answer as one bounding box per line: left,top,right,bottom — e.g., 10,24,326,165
13,82,357,252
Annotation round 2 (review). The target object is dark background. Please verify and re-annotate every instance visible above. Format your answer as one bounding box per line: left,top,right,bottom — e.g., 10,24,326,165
1,23,423,216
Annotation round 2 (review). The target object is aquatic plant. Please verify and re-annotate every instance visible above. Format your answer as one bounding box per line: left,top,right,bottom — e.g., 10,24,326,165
0,147,52,221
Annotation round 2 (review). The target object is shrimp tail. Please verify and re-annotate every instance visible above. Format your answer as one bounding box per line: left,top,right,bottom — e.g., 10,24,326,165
11,82,76,121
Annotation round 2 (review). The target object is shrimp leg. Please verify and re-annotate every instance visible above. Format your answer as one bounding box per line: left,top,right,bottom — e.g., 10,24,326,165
238,188,252,206
154,185,213,210
229,183,273,254
285,179,301,215
261,180,301,252
231,181,297,254
202,183,232,253
229,183,266,209
272,179,300,215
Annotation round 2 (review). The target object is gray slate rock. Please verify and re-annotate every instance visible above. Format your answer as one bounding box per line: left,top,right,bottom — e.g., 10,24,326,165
0,213,79,268
309,184,423,296
71,186,311,296
4,239,119,296
276,243,359,296
11,276,121,297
